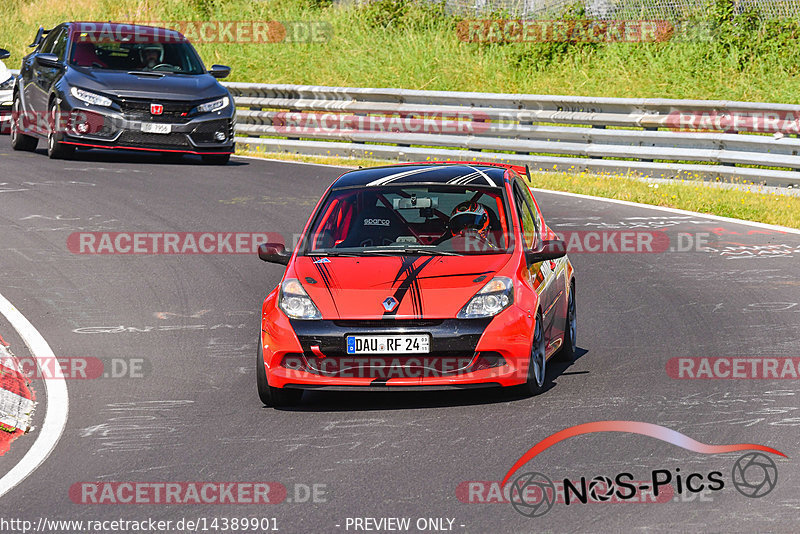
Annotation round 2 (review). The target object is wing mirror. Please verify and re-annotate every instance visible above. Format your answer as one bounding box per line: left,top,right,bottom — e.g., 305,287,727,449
258,242,291,265
36,53,61,68
525,239,567,264
208,64,231,79
0,49,10,60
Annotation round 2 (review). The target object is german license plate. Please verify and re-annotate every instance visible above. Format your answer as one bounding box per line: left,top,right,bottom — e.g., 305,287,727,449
141,123,171,134
346,334,430,354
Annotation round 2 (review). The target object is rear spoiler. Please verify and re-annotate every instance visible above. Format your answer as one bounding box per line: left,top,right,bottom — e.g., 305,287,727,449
28,27,50,48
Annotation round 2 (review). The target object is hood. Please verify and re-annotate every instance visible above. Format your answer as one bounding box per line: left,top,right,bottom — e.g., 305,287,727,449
67,68,225,101
290,254,512,320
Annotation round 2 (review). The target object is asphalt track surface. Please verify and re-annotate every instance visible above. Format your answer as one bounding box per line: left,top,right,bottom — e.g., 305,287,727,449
0,136,799,533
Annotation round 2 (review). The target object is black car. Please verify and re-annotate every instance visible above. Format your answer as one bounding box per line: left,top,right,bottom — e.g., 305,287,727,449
10,22,235,164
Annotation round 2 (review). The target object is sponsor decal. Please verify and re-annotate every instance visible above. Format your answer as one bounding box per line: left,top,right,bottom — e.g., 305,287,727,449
363,218,391,227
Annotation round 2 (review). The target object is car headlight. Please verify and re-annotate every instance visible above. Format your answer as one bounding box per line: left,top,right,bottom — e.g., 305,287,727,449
197,96,230,113
70,87,112,107
457,276,514,319
0,76,14,90
278,279,322,320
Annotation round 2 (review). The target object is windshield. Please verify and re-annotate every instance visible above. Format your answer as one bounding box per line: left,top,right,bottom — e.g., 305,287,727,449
303,185,512,256
68,33,205,74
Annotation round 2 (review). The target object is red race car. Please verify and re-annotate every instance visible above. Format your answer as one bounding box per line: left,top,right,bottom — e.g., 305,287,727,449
257,162,576,406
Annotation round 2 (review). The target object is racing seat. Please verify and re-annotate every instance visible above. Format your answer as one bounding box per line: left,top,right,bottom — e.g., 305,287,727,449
72,42,108,68
337,206,405,248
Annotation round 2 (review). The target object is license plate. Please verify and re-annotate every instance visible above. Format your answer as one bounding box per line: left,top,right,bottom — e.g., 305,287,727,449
346,334,430,354
141,123,171,134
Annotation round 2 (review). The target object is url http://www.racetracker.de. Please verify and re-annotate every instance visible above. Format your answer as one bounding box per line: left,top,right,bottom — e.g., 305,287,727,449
0,516,280,533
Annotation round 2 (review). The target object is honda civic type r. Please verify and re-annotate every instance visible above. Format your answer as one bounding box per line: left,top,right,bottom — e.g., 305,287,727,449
10,22,234,163
257,162,576,406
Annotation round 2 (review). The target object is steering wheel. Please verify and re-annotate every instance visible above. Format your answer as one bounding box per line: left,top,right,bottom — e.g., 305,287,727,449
151,64,173,71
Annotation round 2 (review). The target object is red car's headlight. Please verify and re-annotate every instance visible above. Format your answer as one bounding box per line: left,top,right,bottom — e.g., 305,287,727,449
457,276,514,319
278,279,322,320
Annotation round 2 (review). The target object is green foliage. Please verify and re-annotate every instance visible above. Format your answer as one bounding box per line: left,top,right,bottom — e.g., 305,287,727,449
5,0,800,102
362,0,449,31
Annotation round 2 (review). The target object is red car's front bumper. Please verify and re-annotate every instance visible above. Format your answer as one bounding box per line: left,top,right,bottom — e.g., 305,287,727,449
260,293,535,390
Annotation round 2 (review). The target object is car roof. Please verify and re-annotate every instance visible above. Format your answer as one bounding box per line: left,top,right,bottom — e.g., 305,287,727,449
332,163,514,189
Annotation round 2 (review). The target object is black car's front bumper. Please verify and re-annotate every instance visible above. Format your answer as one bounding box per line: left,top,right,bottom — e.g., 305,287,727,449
58,96,235,154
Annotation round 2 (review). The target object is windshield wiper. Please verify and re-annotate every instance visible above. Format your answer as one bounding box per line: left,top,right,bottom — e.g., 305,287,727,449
307,251,361,257
360,247,460,256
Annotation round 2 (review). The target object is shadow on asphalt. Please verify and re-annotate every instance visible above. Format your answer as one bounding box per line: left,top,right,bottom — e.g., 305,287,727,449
270,347,590,412
32,147,248,166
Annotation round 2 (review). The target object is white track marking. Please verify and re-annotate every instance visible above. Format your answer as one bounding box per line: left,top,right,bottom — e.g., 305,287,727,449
0,292,69,500
530,187,800,235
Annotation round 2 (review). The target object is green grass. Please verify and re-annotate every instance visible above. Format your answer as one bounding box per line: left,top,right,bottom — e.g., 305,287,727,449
4,0,800,102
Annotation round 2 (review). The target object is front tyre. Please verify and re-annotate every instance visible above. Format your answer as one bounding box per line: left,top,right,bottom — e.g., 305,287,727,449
10,93,38,152
47,102,75,160
202,153,230,165
256,343,303,407
525,310,547,396
558,280,577,362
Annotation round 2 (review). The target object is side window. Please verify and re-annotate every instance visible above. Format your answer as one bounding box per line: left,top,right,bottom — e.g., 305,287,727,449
38,28,61,54
518,180,543,235
512,181,538,249
50,30,69,61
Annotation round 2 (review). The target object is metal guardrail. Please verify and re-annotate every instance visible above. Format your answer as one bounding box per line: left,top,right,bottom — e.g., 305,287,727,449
6,71,798,184
224,82,800,186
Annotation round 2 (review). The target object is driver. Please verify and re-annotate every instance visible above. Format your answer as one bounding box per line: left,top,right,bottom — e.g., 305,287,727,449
139,43,164,69
448,201,491,241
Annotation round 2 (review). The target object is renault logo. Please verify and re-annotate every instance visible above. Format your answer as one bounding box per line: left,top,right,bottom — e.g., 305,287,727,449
382,297,398,312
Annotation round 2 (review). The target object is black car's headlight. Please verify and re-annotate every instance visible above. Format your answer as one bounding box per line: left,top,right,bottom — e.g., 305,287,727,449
70,87,112,107
457,277,514,319
197,96,230,113
278,279,322,320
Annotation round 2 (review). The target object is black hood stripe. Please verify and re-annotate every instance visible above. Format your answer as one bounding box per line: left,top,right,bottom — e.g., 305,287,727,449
384,256,436,318
312,262,340,315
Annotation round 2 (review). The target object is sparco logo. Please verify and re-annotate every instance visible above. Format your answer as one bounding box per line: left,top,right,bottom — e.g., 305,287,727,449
363,219,391,226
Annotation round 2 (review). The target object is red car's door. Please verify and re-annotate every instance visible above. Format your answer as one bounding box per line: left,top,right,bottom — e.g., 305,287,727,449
511,178,558,346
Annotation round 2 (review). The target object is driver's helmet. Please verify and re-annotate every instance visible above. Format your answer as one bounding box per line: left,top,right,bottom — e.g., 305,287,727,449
449,201,490,238
140,43,164,65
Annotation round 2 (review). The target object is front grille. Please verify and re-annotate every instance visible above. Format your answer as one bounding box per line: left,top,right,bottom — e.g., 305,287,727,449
332,319,444,328
117,130,190,148
117,99,196,123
